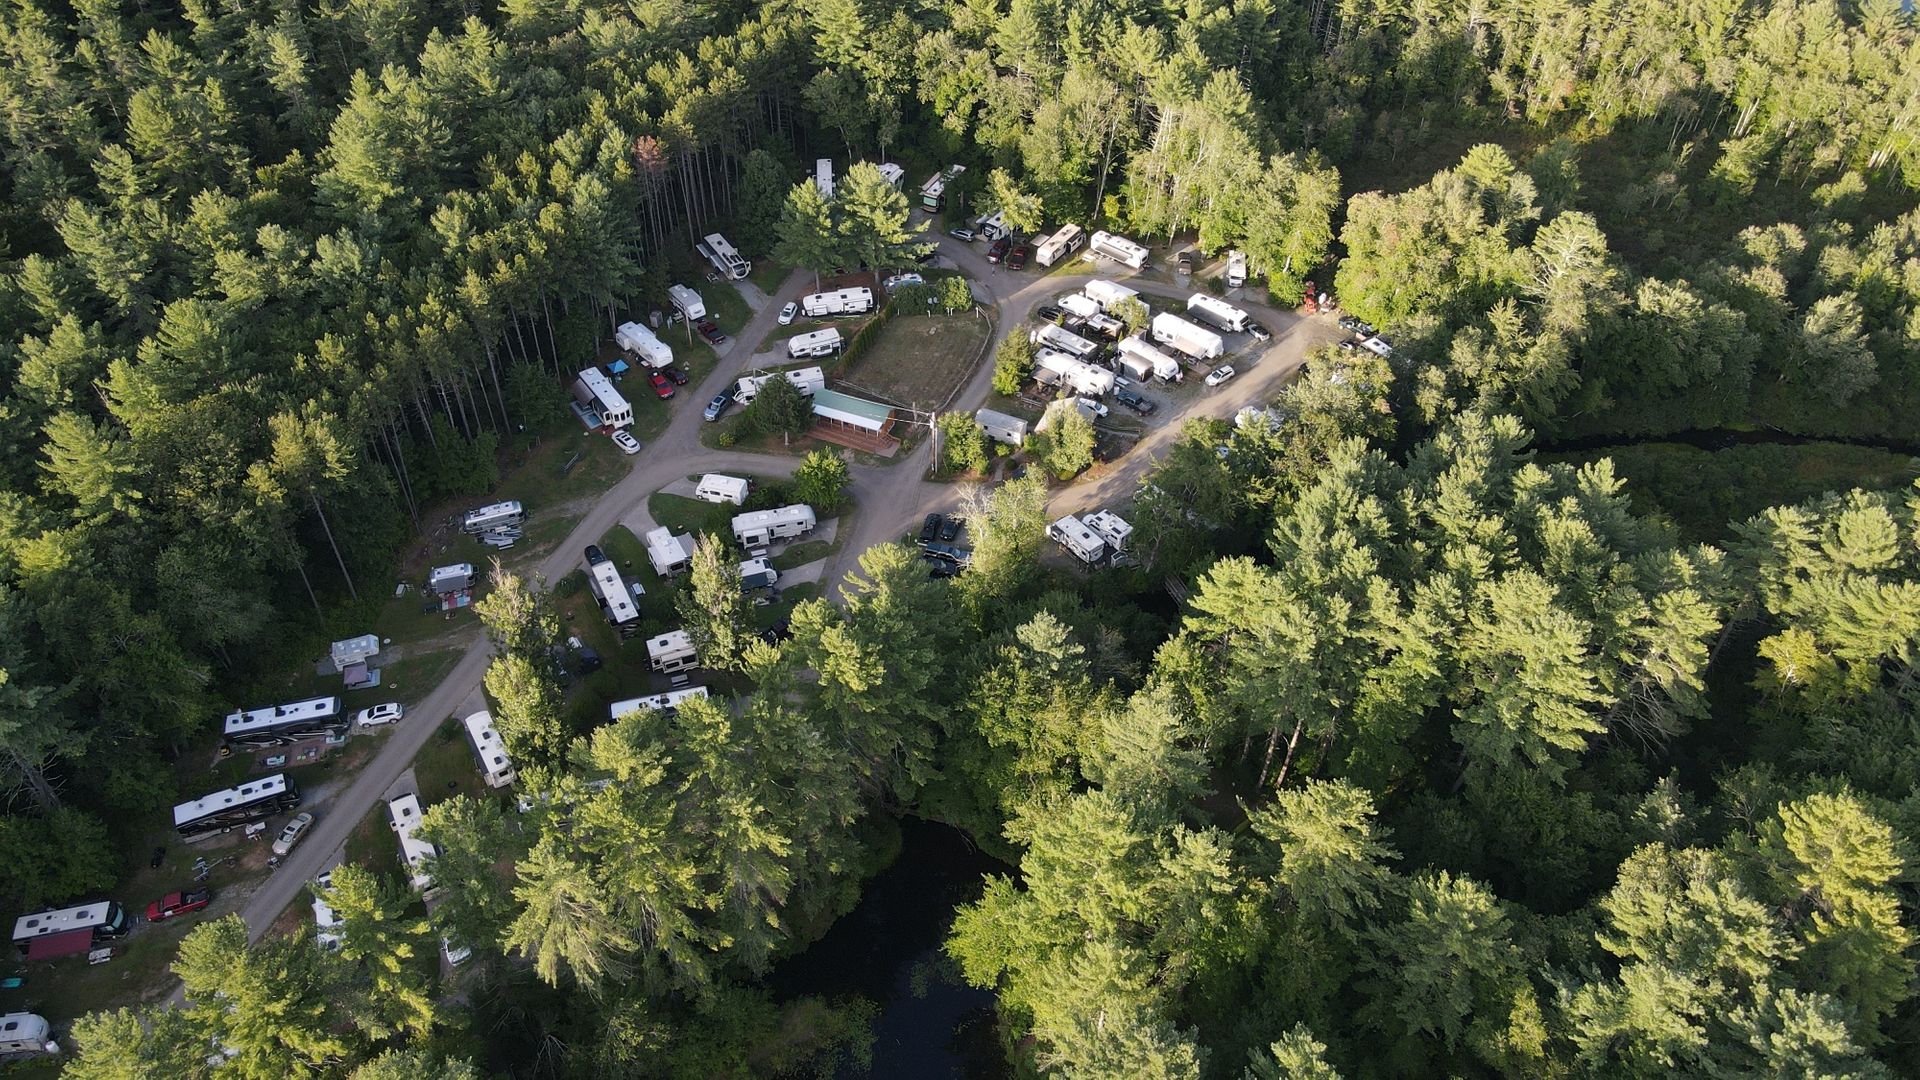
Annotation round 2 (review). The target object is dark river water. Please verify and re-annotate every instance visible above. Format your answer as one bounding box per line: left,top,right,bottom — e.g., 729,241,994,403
771,817,1014,1079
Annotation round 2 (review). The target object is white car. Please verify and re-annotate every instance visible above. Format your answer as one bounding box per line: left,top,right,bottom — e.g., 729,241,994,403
1074,397,1109,419
354,702,404,727
273,812,314,856
443,937,472,967
1205,366,1237,387
311,871,343,951
777,301,797,325
610,429,641,455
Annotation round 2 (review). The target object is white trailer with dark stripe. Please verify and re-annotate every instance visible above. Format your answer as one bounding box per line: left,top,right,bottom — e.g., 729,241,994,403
173,774,301,841
609,686,711,720
1085,231,1148,270
1186,294,1251,333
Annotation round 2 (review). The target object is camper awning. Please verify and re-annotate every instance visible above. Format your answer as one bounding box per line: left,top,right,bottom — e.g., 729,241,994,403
811,389,892,433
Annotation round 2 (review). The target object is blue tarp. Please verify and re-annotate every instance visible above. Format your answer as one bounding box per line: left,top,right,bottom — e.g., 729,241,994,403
607,359,629,374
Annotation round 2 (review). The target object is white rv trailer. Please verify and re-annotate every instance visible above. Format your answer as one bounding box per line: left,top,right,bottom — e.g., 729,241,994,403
920,165,964,211
584,550,642,637
609,686,710,721
1033,224,1085,267
1150,313,1225,360
1113,349,1153,381
1035,351,1117,397
1083,280,1141,312
694,474,751,506
388,793,437,893
1082,510,1133,553
573,368,634,429
1186,294,1252,333
1081,312,1125,338
1360,335,1394,357
223,696,344,749
1225,249,1248,287
876,162,905,188
644,527,693,576
1047,515,1109,564
697,232,750,280
974,407,1030,446
0,1013,54,1055
801,287,874,318
645,630,699,673
973,209,1009,241
815,158,835,199
1030,323,1101,359
461,711,517,788
173,773,301,841
12,901,128,957
1119,336,1185,381
738,557,778,590
615,321,674,368
786,328,843,359
667,284,706,322
731,504,817,547
1058,294,1100,319
736,365,827,402
1085,231,1149,270
462,500,524,534
428,563,473,595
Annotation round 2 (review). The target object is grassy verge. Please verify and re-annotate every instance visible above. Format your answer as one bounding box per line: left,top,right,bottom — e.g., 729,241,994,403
835,311,990,411
342,801,393,876
648,492,742,539
411,715,490,808
772,539,835,572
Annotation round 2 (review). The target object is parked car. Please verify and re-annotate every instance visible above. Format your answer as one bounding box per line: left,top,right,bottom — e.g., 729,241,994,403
353,702,404,727
1075,396,1110,419
1246,322,1272,342
585,544,607,565
986,237,1011,263
924,542,972,566
948,226,977,242
884,273,924,290
1175,248,1195,274
611,429,642,455
662,365,689,385
1115,387,1157,415
1337,339,1359,352
696,319,726,346
443,938,472,967
1205,365,1237,387
924,557,958,579
704,389,733,422
273,812,315,856
649,371,675,399
918,513,942,545
1035,304,1064,322
1338,315,1375,336
777,301,798,325
1007,244,1030,270
146,889,212,922
938,515,962,542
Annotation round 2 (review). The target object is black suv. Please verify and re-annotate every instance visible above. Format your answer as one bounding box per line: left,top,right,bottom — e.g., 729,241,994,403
918,513,941,545
939,515,961,542
1115,388,1156,415
584,544,607,565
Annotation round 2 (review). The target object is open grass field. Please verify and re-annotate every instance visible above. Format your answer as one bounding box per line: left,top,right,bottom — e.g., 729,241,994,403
836,310,992,410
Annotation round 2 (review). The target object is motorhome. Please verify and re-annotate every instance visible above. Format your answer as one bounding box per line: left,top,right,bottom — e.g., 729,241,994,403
584,546,642,637
973,209,1009,241
731,504,817,547
735,366,826,404
645,630,699,673
1034,224,1085,267
814,158,834,199
694,473,751,506
615,321,674,368
974,407,1030,446
1225,249,1248,288
223,696,345,749
801,287,874,318
876,162,905,188
645,526,693,576
461,500,524,534
1118,336,1184,381
1082,509,1133,553
428,563,473,595
1085,231,1149,270
609,686,710,720
786,328,843,359
573,368,634,429
697,232,751,280
1151,313,1226,360
920,165,964,211
173,773,301,842
1047,515,1109,564
388,793,437,893
1035,351,1117,397
11,902,128,961
667,284,706,323
738,557,778,590
461,711,517,789
1187,294,1252,333
1083,279,1141,312
1030,323,1100,359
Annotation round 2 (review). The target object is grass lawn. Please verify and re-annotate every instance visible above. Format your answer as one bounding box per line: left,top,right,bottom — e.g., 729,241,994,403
772,539,835,572
747,261,790,295
411,715,490,808
837,310,991,411
342,800,393,877
648,492,742,539
752,313,875,357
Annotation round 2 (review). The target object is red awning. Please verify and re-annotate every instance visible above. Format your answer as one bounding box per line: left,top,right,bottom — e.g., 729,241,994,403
24,928,93,961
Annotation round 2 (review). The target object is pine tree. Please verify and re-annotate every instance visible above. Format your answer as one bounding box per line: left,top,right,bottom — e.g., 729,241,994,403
675,535,752,672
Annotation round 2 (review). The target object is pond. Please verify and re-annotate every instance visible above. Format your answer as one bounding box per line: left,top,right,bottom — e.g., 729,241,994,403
771,816,1013,1079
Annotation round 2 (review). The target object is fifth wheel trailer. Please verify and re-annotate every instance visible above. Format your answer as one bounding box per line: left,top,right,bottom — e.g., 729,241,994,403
698,232,750,280
667,284,706,322
573,367,634,429
1033,224,1085,267
1030,323,1100,359
1151,312,1225,360
1085,231,1148,270
1186,294,1252,333
735,365,826,403
1047,515,1109,564
786,328,843,359
920,165,964,211
732,504,817,546
615,321,674,369
801,287,874,318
